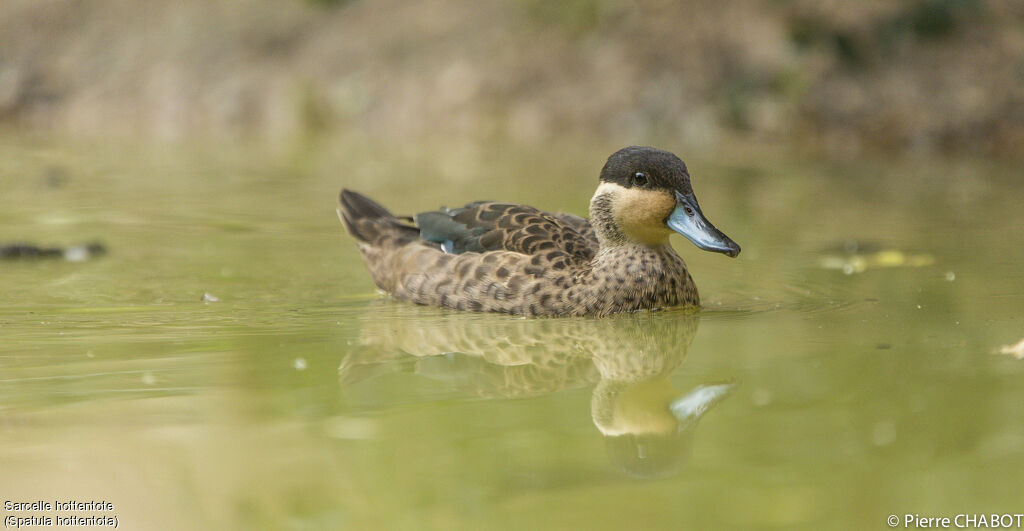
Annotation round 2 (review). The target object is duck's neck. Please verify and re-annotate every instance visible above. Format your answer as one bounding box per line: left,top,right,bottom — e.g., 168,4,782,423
592,242,683,271
589,188,626,248
586,186,697,308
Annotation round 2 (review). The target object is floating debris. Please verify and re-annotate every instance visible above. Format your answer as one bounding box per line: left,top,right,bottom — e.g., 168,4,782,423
293,357,308,371
751,387,772,407
201,293,220,302
872,420,897,446
1,242,107,262
64,244,96,262
323,415,378,440
819,245,934,274
996,338,1024,360
44,166,69,188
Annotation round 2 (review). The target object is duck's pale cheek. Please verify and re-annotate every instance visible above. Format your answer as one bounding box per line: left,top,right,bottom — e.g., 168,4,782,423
614,188,676,245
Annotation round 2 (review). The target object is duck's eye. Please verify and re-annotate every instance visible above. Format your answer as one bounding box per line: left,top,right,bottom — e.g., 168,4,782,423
632,172,648,187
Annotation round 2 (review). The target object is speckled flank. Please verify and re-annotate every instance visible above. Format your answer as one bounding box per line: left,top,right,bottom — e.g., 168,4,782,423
359,237,696,317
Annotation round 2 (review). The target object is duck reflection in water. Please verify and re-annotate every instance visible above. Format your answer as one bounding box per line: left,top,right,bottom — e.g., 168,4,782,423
340,306,734,478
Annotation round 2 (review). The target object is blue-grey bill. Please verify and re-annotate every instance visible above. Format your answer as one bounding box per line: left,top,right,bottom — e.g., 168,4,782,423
666,191,741,257
670,382,736,424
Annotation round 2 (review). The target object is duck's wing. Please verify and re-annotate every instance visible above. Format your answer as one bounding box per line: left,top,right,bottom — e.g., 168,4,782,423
548,212,598,247
414,202,597,263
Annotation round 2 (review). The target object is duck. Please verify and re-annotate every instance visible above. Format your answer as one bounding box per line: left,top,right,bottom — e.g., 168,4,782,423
338,146,740,316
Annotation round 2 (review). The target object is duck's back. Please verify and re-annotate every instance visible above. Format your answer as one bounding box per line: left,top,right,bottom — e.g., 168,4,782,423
339,190,610,315
415,201,597,260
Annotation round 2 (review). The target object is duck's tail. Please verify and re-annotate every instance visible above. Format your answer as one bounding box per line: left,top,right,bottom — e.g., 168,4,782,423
338,189,419,244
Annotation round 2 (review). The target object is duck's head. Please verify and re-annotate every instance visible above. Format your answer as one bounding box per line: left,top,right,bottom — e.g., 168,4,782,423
589,146,740,256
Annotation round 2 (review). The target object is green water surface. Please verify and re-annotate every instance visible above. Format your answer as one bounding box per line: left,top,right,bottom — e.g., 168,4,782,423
2,138,1022,529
